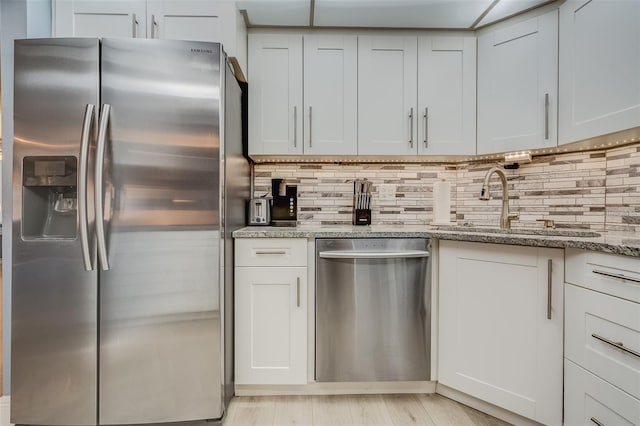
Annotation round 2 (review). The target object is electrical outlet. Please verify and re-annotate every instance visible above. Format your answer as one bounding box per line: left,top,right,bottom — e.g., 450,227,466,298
378,184,396,200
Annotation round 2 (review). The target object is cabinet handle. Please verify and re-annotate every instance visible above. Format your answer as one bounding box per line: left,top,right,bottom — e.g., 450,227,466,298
409,108,414,148
132,13,139,37
544,93,550,140
592,333,640,359
423,107,428,149
309,106,313,148
151,14,158,38
255,250,287,255
592,269,640,284
296,277,301,307
590,418,604,426
293,106,297,148
547,259,552,320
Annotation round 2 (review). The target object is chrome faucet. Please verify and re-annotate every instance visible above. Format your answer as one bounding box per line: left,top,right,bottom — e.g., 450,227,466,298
479,167,519,229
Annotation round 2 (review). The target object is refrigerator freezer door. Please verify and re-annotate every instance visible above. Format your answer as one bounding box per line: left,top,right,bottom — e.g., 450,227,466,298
12,38,100,426
98,38,223,424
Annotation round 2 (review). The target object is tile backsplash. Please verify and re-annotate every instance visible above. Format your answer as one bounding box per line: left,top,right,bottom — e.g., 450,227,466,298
253,143,640,234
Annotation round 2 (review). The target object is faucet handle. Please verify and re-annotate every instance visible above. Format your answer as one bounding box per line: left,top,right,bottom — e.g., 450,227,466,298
507,213,519,222
536,218,555,229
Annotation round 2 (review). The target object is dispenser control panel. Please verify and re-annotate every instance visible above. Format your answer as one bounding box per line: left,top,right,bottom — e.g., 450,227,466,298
23,156,77,187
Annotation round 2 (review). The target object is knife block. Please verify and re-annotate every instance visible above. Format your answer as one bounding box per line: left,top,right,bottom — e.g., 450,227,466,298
353,209,371,226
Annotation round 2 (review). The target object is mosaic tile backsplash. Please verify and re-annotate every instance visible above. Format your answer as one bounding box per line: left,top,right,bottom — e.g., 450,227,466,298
253,143,640,234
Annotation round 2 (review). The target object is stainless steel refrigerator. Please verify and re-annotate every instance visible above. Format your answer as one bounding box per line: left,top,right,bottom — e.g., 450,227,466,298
11,38,248,426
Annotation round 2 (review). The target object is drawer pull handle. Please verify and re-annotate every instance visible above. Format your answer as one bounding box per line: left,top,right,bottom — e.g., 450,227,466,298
592,333,640,359
590,417,605,426
255,250,287,255
296,277,301,307
592,269,640,284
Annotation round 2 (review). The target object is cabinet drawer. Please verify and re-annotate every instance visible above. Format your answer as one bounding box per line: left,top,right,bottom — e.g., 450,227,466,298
565,359,640,426
566,248,640,303
565,283,640,399
235,238,307,267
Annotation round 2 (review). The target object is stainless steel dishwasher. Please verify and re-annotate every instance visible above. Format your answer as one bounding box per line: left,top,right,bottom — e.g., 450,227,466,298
315,238,431,382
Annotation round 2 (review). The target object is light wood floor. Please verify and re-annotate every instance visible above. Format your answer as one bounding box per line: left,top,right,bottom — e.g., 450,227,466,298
224,394,511,426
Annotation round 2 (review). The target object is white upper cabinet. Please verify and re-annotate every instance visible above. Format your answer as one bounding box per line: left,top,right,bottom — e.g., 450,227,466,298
417,36,476,155
248,34,303,155
358,36,418,155
559,0,640,145
53,0,247,76
146,1,247,74
477,9,558,154
54,0,147,38
303,35,358,155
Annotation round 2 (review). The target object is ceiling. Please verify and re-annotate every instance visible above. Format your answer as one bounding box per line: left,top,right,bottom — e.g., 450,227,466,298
237,0,554,30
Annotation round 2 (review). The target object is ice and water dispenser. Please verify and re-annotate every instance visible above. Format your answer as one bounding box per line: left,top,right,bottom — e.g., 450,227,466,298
22,156,78,239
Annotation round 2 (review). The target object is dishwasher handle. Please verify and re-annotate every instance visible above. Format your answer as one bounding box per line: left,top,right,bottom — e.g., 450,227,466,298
318,250,430,259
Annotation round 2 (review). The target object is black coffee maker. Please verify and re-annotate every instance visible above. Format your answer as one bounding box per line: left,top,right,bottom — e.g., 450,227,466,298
271,178,297,227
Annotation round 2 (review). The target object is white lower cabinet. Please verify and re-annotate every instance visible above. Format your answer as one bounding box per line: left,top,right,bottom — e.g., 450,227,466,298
438,241,563,425
565,359,640,426
235,238,308,385
564,248,640,426
565,283,640,400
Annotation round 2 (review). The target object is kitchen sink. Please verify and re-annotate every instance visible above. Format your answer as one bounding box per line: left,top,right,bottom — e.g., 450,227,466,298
429,225,601,238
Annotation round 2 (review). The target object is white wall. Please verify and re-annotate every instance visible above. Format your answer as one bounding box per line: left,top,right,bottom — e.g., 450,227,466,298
1,0,52,396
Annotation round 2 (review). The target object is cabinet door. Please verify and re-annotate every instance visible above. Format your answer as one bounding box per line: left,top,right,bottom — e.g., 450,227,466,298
248,34,303,155
438,241,564,426
559,0,640,144
477,10,558,154
304,35,358,155
235,267,307,384
358,36,418,155
53,0,146,38
418,36,476,155
145,1,229,41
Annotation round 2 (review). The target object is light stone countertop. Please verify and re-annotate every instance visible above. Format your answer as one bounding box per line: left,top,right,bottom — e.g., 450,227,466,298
233,224,640,258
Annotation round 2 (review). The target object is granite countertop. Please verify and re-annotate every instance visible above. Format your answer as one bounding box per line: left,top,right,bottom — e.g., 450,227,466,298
233,224,640,257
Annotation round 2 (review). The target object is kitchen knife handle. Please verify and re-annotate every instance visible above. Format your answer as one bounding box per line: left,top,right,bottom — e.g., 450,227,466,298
132,14,139,38
95,104,111,271
79,104,95,272
409,108,414,148
151,15,158,38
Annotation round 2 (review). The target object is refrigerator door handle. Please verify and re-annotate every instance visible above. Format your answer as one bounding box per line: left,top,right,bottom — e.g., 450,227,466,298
95,104,111,271
79,103,95,271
